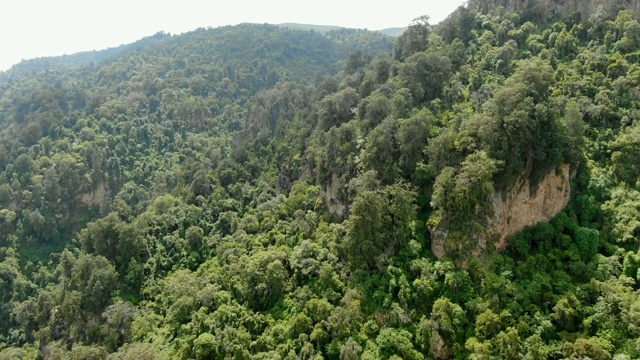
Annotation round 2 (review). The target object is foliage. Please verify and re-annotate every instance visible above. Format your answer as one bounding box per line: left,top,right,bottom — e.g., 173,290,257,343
1,6,640,359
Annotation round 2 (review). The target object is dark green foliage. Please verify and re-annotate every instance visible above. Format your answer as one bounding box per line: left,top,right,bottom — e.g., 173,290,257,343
80,213,143,275
345,184,416,271
395,17,431,61
399,50,453,105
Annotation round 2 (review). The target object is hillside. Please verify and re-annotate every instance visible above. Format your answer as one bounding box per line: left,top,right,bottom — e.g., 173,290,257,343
274,23,406,36
0,33,169,83
273,23,346,34
1,6,640,359
470,0,640,21
378,27,407,36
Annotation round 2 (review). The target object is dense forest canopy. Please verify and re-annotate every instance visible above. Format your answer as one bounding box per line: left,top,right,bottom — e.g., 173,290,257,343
1,4,640,359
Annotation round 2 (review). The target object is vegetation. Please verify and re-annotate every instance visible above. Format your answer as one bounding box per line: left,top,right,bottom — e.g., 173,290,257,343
1,5,640,359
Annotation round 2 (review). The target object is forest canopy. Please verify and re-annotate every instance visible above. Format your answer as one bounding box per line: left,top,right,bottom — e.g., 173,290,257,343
1,5,640,359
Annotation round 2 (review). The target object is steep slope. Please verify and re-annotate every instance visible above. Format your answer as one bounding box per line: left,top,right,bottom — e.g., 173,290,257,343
431,164,572,258
0,24,393,246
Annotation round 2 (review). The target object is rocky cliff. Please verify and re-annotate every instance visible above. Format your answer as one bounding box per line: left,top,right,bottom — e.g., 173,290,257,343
431,164,571,258
469,0,640,20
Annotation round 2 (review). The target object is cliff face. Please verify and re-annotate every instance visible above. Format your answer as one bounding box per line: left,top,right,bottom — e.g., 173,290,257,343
469,0,640,20
489,164,571,249
322,172,346,218
431,164,571,258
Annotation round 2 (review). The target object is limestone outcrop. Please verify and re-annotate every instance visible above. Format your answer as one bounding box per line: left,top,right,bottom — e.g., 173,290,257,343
431,164,571,258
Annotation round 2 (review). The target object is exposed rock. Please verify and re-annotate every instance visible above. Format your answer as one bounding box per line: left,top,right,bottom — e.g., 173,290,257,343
430,228,448,260
469,0,640,21
490,163,571,250
431,164,571,258
321,172,346,217
79,182,108,209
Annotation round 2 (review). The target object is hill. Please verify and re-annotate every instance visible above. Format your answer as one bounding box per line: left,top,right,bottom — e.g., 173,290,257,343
273,22,347,33
378,26,407,36
0,33,171,83
1,6,640,359
274,23,407,36
470,0,640,21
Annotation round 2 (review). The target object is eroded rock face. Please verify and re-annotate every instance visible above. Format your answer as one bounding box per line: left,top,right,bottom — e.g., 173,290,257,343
490,163,571,250
322,172,346,217
79,182,108,209
431,164,571,258
469,0,640,20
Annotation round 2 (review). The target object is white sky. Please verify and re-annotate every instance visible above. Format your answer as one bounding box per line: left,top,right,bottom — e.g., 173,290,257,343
0,0,466,71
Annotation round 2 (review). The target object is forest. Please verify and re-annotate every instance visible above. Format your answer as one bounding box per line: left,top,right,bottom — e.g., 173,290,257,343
1,4,640,359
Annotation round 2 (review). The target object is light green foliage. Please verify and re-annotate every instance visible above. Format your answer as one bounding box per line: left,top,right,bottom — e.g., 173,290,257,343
377,327,424,359
551,293,581,332
419,297,467,359
475,309,501,340
562,337,613,360
604,188,640,244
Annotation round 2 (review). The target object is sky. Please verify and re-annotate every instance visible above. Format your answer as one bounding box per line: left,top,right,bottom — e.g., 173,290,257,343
0,0,466,71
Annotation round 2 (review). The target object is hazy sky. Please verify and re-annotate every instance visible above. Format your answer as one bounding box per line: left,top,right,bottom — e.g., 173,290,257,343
0,0,466,71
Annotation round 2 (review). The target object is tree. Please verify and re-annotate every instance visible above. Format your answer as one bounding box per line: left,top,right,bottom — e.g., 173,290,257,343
438,6,477,45
495,327,521,359
340,338,362,360
361,90,391,131
360,119,398,184
69,254,118,315
551,293,581,332
377,328,423,359
345,185,416,271
396,110,431,178
193,333,218,360
562,337,613,360
475,309,501,340
575,227,599,261
395,16,431,61
101,301,139,351
80,213,144,276
318,88,359,130
399,51,452,104
419,297,466,359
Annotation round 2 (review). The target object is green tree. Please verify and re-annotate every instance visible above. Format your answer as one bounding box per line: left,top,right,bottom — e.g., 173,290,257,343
399,51,453,104
395,16,431,61
345,185,416,271
80,213,144,275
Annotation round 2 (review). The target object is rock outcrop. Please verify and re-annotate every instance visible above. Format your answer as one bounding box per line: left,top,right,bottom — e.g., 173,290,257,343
469,0,640,21
321,172,346,217
79,182,108,209
489,163,571,250
431,164,571,258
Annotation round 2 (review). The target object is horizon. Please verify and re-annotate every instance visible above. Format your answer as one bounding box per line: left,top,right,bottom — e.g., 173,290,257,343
0,0,465,72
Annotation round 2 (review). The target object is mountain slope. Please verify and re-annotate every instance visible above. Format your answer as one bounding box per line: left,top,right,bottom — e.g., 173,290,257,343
1,7,640,360
470,0,640,21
